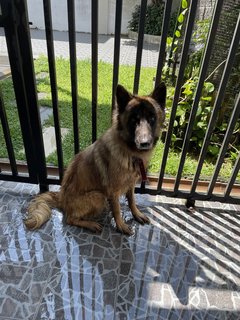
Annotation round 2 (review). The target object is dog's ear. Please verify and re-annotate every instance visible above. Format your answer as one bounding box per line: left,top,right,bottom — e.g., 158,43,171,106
151,82,166,109
116,84,132,112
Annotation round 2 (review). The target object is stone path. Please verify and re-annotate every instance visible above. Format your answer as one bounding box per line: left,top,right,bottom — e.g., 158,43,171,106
0,28,160,67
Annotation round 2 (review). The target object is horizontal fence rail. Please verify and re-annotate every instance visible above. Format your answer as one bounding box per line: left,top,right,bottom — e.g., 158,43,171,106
0,0,239,205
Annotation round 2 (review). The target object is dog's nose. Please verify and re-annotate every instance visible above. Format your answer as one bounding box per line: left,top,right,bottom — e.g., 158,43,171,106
138,135,153,149
140,141,151,149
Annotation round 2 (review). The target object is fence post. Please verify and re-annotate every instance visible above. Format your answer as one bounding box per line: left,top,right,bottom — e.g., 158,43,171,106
1,0,48,191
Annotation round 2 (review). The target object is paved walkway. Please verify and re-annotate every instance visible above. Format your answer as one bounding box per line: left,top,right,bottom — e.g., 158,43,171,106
0,55,10,80
0,28,159,68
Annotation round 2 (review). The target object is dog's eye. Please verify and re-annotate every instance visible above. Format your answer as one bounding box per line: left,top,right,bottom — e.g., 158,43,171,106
130,117,139,125
149,115,156,124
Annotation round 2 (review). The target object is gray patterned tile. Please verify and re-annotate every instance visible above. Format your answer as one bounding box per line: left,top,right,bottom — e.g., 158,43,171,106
0,210,66,256
35,257,119,320
115,201,240,319
62,222,123,260
0,181,240,320
0,248,56,319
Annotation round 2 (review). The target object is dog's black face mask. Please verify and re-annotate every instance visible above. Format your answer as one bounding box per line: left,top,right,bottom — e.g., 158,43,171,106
115,83,166,151
127,101,157,150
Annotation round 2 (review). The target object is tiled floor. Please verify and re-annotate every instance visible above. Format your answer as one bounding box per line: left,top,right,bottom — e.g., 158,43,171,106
0,181,239,320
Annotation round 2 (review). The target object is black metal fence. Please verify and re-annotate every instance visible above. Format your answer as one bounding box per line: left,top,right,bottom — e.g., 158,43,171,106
0,0,239,204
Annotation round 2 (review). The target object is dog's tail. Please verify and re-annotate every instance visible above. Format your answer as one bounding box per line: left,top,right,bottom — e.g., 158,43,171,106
24,191,59,230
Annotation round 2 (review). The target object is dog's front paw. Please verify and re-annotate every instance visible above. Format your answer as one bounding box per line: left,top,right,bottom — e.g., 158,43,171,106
133,211,150,225
117,222,133,235
87,222,103,233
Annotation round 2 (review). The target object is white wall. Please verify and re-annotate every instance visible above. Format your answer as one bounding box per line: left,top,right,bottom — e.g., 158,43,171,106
27,0,140,34
27,0,180,35
27,0,45,30
107,0,140,34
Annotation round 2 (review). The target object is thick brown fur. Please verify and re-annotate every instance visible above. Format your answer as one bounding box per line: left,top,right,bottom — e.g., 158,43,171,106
25,83,166,235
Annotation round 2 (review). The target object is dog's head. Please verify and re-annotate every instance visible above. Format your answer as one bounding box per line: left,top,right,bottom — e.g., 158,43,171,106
114,83,166,152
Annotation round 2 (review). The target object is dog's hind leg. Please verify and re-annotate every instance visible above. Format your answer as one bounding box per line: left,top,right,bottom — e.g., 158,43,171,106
126,188,150,224
65,191,107,233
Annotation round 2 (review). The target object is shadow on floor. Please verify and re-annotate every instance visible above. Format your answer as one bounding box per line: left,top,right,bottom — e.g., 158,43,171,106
0,181,239,319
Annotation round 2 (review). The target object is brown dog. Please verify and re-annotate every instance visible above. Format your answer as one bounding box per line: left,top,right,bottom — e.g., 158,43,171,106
25,83,166,235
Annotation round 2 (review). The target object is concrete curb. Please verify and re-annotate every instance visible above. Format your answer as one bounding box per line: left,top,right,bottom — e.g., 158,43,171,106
128,30,161,45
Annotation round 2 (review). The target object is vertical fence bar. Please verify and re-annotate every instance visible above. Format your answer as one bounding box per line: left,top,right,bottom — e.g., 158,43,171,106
43,0,64,180
0,6,4,26
1,0,42,183
154,0,172,87
157,0,198,191
224,152,240,198
14,0,48,190
0,87,18,176
91,0,98,143
136,0,148,191
191,12,240,194
133,0,147,95
207,92,240,196
173,0,224,193
68,0,79,154
111,0,123,110
166,3,182,74
0,1,2,22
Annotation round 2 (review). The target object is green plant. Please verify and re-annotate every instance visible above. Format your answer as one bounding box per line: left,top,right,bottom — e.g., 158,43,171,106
128,3,177,36
169,76,240,160
171,77,216,154
185,19,210,79
164,0,189,84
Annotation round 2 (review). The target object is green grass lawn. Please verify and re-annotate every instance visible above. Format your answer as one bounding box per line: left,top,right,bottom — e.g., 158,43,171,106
0,56,239,182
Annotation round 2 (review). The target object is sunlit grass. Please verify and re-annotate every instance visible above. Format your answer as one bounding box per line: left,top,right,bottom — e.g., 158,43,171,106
0,56,238,182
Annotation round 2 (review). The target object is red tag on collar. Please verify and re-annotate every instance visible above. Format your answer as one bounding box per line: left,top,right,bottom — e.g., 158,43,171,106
136,158,148,182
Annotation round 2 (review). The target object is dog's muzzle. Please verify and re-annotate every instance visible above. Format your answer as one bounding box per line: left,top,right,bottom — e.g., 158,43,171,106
135,120,153,150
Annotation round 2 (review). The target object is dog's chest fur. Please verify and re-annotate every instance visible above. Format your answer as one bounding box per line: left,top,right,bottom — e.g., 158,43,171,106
93,128,150,195
60,127,151,200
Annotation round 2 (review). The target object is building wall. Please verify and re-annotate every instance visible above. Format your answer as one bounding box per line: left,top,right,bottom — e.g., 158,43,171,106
107,0,140,35
196,0,216,20
27,0,140,34
27,0,180,35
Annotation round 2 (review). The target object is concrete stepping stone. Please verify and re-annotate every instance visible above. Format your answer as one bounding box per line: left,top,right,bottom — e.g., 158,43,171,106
43,126,69,157
39,106,53,125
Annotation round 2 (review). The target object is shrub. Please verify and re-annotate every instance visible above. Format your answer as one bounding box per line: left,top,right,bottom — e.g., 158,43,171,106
168,76,240,160
128,3,177,36
185,19,210,79
172,77,215,153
